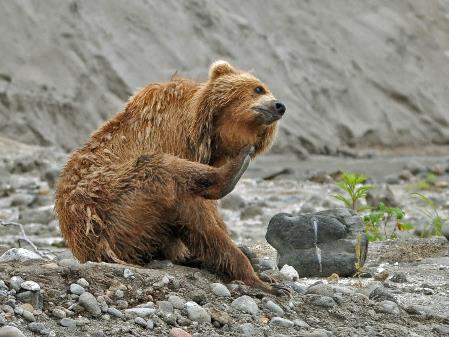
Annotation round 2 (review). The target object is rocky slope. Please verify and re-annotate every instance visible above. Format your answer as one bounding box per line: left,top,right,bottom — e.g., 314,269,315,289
1,0,449,155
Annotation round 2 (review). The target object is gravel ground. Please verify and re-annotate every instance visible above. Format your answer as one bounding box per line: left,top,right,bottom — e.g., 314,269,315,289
1,141,449,336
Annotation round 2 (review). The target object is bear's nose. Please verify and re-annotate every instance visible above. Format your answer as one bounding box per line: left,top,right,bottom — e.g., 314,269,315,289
274,101,286,115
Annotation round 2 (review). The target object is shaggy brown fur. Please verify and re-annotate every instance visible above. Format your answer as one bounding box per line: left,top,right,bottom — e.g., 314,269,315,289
55,61,287,294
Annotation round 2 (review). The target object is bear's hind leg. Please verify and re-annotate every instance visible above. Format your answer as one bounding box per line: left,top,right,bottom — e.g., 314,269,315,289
177,200,290,296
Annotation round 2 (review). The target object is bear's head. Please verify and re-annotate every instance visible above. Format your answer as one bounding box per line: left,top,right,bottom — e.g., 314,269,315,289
198,60,286,164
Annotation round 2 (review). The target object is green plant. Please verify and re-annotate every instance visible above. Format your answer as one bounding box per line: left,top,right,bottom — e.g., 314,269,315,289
353,233,365,286
333,172,373,211
412,192,447,237
414,173,437,190
363,203,413,241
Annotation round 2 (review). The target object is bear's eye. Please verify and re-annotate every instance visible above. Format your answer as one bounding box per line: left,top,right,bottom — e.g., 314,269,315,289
254,86,265,94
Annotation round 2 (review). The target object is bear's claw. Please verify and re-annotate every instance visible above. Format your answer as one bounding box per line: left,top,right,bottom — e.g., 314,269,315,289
271,283,293,297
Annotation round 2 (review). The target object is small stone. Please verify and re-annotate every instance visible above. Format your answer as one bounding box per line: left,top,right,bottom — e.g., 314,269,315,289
258,259,277,271
231,295,259,316
20,281,40,292
123,268,134,279
70,283,85,295
390,272,407,283
9,276,24,291
20,303,34,312
309,295,336,308
376,300,400,315
57,259,80,271
0,248,43,263
158,301,174,314
168,295,186,309
146,319,154,330
27,322,45,334
60,318,77,328
270,317,294,328
220,193,246,210
423,288,434,295
169,327,193,337
240,322,257,336
115,299,128,309
79,292,101,317
240,205,263,220
210,283,231,297
207,307,230,326
187,289,207,305
51,308,66,319
107,307,124,318
124,307,156,318
293,318,310,328
374,271,389,281
76,278,89,288
291,283,307,294
115,289,124,298
265,300,284,317
134,317,147,327
0,326,26,337
306,283,334,297
279,265,299,281
369,287,396,303
185,301,211,323
21,310,35,322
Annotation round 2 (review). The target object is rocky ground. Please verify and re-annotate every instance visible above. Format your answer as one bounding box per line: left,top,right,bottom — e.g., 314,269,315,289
1,140,449,337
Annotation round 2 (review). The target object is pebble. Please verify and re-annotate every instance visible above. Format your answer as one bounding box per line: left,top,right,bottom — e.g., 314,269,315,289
57,259,80,271
60,318,77,328
369,287,396,303
115,289,124,298
231,295,259,316
0,281,6,291
0,248,43,263
0,326,26,337
185,301,211,323
265,300,284,317
115,299,128,309
240,322,257,336
207,307,230,326
76,278,89,288
293,318,310,328
158,301,174,314
169,327,193,337
376,300,400,315
27,322,46,334
9,276,24,291
309,295,336,308
220,193,246,210
306,284,334,297
124,307,156,318
123,268,134,279
210,283,231,297
70,283,85,295
107,307,124,318
51,307,66,319
168,295,186,309
20,280,40,292
270,317,294,328
423,288,434,295
134,317,148,328
79,292,101,316
187,289,207,305
22,310,35,322
279,264,299,281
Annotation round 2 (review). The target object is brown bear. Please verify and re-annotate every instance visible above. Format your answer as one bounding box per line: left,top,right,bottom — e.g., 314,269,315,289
55,61,287,295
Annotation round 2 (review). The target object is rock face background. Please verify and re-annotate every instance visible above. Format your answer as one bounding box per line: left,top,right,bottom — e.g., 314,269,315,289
1,0,449,154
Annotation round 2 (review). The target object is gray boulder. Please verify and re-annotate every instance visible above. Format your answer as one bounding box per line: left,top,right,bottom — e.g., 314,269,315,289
266,208,368,277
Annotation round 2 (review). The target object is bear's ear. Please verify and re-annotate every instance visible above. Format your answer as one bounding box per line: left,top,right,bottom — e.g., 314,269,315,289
208,60,236,80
